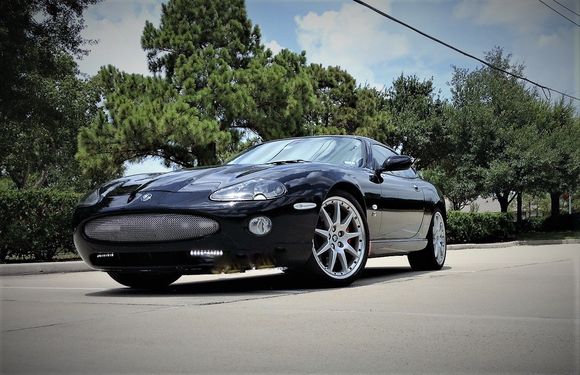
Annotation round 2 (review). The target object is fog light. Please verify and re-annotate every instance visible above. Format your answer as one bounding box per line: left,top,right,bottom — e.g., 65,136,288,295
189,250,223,257
248,216,272,236
95,252,115,258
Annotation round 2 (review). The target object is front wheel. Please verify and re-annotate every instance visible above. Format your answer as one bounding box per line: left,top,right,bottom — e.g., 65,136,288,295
408,209,446,270
107,272,181,289
306,191,369,286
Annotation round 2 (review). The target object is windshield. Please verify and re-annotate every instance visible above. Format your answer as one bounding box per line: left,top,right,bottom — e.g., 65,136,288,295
228,137,365,167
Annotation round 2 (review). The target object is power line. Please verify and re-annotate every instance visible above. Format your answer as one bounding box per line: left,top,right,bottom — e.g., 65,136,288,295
352,0,580,102
538,0,580,27
550,0,580,17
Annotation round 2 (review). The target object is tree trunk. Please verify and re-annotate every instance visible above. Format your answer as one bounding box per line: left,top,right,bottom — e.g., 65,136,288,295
9,169,27,190
496,194,509,213
550,192,561,217
32,170,48,189
194,143,218,166
516,192,523,227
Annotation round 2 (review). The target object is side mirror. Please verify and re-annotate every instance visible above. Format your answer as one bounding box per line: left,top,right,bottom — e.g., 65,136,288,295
378,155,413,173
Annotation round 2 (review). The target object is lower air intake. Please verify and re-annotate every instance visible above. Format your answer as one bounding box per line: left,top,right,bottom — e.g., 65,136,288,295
84,214,219,242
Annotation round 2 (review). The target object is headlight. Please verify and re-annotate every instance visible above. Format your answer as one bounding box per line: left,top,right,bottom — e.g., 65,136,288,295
78,188,100,207
209,179,287,201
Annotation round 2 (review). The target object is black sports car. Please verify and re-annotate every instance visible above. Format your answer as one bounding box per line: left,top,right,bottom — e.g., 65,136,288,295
73,135,447,288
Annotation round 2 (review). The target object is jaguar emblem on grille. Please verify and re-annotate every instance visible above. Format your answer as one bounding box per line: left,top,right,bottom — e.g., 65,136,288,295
141,193,153,202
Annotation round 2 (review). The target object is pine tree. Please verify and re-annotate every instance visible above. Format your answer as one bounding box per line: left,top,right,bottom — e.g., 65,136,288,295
77,0,316,175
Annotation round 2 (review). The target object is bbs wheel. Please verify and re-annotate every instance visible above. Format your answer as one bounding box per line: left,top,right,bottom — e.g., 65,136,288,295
107,272,181,289
408,209,446,270
307,191,369,286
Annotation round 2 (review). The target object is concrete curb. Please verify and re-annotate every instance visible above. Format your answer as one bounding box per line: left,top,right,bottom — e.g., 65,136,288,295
1,239,578,276
0,261,91,276
448,238,580,250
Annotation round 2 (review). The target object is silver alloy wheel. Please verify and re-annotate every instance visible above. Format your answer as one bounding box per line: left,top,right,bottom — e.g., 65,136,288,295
433,211,446,265
312,196,366,280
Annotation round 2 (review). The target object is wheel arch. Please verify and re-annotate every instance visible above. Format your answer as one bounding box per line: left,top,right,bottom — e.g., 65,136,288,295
436,200,447,221
327,182,367,217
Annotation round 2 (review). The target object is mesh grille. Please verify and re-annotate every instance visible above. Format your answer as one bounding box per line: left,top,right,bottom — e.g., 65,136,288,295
84,214,219,242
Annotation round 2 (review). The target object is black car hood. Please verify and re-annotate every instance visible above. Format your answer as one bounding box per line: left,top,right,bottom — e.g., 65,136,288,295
104,163,312,197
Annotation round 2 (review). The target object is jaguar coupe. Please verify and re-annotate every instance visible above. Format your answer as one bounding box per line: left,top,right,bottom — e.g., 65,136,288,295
73,135,447,288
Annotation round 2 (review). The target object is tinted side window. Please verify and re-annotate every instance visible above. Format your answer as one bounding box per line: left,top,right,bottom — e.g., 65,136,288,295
391,168,418,179
371,145,396,169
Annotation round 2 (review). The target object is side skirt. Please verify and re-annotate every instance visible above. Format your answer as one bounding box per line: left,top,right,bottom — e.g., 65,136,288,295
369,239,428,257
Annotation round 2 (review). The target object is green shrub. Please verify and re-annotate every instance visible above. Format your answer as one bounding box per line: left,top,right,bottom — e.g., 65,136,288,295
520,216,545,232
446,211,515,244
520,214,579,232
0,189,81,262
539,214,578,231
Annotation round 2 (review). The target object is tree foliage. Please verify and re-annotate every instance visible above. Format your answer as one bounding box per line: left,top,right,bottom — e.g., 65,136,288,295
0,0,100,190
0,0,98,108
304,65,395,142
448,47,541,212
386,74,449,169
305,64,358,134
77,0,318,175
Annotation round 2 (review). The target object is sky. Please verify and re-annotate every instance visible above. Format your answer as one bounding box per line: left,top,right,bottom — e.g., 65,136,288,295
77,0,580,175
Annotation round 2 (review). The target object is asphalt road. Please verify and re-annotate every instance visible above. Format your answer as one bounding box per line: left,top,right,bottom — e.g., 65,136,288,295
1,244,579,374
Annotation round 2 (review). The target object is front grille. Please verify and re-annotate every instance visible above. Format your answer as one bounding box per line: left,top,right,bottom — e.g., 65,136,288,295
84,214,219,242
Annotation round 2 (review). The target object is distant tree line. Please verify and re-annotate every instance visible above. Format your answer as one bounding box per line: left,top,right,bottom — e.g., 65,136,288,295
1,0,578,221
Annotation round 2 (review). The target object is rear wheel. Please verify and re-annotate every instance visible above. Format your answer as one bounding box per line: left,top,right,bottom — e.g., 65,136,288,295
306,191,369,286
107,272,181,289
408,209,446,270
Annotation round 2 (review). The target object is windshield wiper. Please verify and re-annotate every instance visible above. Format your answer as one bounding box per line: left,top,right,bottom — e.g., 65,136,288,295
265,159,309,165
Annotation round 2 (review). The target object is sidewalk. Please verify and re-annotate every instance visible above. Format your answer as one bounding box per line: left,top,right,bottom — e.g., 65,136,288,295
1,238,579,276
448,238,580,250
0,260,91,276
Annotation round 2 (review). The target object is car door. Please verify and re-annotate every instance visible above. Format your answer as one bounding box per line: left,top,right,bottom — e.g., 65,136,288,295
371,144,425,239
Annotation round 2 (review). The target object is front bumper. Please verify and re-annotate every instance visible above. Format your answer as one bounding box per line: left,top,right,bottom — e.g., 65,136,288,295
73,194,319,274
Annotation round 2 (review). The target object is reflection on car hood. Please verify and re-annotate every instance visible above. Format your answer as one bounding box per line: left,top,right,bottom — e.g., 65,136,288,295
104,164,307,196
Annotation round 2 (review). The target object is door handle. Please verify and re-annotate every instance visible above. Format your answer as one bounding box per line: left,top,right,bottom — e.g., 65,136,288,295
413,184,419,191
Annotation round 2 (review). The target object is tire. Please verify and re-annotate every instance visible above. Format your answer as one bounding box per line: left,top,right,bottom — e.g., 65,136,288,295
107,271,181,289
306,191,369,286
408,209,446,271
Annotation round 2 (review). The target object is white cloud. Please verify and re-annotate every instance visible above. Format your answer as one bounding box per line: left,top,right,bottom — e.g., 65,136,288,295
452,0,579,104
536,33,559,48
77,0,163,76
453,0,550,33
264,39,283,55
515,29,579,102
294,1,409,86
